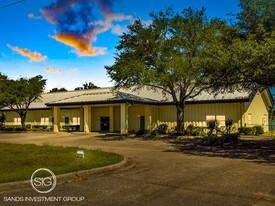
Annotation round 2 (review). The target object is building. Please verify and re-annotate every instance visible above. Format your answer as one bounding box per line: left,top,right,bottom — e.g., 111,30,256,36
2,87,273,133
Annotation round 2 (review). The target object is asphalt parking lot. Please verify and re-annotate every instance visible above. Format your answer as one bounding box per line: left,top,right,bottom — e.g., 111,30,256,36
0,132,274,206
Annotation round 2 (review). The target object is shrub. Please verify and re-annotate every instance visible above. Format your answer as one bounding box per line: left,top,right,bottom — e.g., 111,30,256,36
157,124,168,134
252,126,264,135
225,119,234,134
222,133,240,143
207,121,217,135
239,127,253,135
201,136,223,146
150,129,159,136
45,126,53,132
186,124,195,135
25,124,32,130
62,125,69,131
136,129,149,135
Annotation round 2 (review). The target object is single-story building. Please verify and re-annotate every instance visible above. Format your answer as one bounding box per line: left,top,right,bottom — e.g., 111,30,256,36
1,87,274,133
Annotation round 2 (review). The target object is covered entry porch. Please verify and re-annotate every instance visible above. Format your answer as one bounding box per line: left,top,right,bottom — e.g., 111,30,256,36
52,103,130,134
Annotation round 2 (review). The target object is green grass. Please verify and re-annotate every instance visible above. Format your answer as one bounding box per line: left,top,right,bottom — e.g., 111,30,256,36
0,143,124,183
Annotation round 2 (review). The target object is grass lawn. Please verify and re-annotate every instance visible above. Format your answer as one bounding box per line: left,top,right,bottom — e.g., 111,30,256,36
0,142,124,183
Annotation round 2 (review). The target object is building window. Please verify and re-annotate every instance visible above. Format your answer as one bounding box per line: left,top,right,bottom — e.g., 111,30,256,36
13,118,21,125
263,114,267,126
206,115,226,127
248,113,252,126
64,117,70,125
72,117,80,125
51,117,54,125
206,115,215,126
41,117,49,126
216,115,226,127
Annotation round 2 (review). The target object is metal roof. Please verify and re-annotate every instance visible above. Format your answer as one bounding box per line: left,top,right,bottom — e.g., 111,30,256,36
1,86,254,110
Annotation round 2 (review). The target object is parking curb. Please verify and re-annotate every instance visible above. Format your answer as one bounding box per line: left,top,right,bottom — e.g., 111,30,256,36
0,157,133,194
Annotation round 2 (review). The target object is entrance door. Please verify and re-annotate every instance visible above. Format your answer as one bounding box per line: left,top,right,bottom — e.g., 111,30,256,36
140,116,145,130
100,116,110,131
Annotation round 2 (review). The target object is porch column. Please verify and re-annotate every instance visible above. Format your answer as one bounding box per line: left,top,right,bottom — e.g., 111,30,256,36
53,106,60,132
145,105,152,130
109,106,114,132
84,105,91,133
80,107,84,132
120,103,128,134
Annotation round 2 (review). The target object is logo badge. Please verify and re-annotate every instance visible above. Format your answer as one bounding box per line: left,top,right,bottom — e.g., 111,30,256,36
30,168,56,194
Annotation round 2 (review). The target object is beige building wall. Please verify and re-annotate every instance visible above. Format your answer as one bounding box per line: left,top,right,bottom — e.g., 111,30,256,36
244,91,269,131
3,90,271,132
158,103,243,131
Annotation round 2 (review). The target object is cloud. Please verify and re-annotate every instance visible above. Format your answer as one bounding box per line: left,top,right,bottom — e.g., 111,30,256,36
49,30,106,56
94,13,132,35
68,69,78,74
7,44,47,62
45,67,63,73
40,0,132,56
28,13,42,20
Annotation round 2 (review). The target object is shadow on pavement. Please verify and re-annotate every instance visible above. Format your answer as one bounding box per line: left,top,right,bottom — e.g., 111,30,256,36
164,138,275,165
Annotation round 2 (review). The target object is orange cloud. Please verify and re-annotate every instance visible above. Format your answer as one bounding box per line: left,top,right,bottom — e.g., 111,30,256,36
28,13,42,20
68,69,77,74
7,44,47,62
49,30,106,56
46,67,62,73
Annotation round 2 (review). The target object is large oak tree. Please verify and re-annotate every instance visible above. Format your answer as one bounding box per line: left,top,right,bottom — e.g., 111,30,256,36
106,7,225,131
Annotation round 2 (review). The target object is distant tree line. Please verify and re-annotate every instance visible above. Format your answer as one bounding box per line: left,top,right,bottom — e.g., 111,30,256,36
49,82,99,93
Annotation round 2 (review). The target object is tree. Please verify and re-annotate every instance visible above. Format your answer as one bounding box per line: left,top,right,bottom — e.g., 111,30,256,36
105,7,225,132
0,75,46,129
49,87,67,93
74,82,99,90
206,0,275,90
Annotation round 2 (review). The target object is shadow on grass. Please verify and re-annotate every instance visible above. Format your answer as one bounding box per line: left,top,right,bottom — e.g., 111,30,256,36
164,137,275,165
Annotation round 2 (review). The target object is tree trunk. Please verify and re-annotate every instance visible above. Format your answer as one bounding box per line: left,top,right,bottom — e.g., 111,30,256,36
176,104,185,132
20,113,26,129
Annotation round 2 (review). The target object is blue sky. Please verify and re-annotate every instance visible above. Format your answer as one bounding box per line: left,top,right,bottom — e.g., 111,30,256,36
0,0,240,91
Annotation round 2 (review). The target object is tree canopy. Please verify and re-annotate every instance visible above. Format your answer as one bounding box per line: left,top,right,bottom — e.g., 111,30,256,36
206,0,275,90
106,7,226,131
0,74,46,128
49,87,68,93
74,82,99,90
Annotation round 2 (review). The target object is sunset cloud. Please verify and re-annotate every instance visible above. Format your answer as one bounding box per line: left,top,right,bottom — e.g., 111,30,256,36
68,69,78,74
49,30,106,56
45,67,62,73
7,44,47,62
28,13,42,20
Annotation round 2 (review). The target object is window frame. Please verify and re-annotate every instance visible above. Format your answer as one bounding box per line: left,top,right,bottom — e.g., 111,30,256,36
72,117,80,125
40,117,50,126
13,117,21,125
205,114,226,127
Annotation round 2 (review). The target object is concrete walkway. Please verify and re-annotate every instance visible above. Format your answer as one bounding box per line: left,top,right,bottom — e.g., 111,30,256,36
0,132,274,206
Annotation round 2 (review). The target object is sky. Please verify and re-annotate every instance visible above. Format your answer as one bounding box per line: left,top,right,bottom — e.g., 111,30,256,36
0,0,240,91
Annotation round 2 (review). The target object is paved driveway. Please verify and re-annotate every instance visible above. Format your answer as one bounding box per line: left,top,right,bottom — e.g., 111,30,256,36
0,132,274,206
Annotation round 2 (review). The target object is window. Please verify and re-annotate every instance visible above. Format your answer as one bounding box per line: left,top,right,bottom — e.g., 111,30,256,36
41,117,49,126
206,115,226,127
51,117,54,125
13,118,21,125
248,113,252,126
263,114,267,126
206,115,215,126
216,115,226,127
64,117,70,125
72,117,80,125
